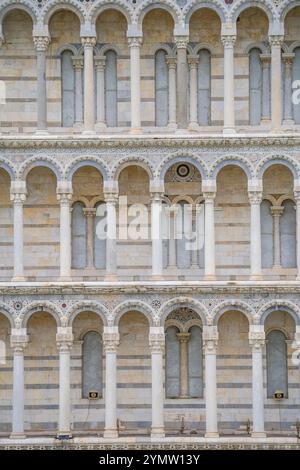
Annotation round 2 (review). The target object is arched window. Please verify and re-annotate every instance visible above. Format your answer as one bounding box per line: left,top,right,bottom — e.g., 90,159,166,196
293,48,300,124
198,49,211,125
94,201,107,269
155,49,168,126
280,199,296,268
266,330,288,398
176,201,192,269
261,200,273,268
188,326,203,397
249,48,262,125
61,50,75,127
165,326,180,398
72,202,87,269
82,331,103,398
105,50,118,127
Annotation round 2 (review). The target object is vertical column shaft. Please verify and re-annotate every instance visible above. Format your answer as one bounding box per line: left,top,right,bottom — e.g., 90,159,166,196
82,37,96,133
33,36,49,133
103,327,119,438
222,35,236,134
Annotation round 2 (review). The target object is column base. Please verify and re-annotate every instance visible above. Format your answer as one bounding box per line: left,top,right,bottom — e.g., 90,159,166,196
10,432,26,439
12,276,27,282
205,432,219,438
56,433,73,440
188,122,200,132
82,129,96,135
151,428,165,439
130,127,142,135
283,119,295,127
104,274,118,281
95,122,107,132
223,127,236,135
260,117,271,125
103,429,119,439
35,129,49,136
167,122,177,131
152,274,164,281
251,431,267,438
204,274,217,281
250,274,263,281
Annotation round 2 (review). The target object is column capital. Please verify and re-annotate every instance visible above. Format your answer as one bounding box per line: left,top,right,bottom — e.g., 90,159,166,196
176,332,191,343
81,36,97,48
282,52,295,66
260,53,271,64
127,36,143,48
221,35,236,48
203,326,218,354
56,327,73,352
72,55,84,70
83,207,97,218
248,191,262,205
166,56,177,69
57,181,73,203
104,192,118,204
149,327,165,353
188,55,199,68
270,205,284,217
202,179,217,194
103,327,120,353
174,36,189,49
33,35,50,52
150,191,164,203
94,55,106,70
10,328,29,352
203,191,216,201
149,180,165,195
249,325,265,349
269,35,284,47
10,181,27,203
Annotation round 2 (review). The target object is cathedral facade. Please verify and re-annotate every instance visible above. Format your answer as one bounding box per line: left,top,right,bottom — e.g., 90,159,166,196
0,0,300,448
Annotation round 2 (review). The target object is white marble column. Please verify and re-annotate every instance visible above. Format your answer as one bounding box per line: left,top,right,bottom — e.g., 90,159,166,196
56,327,73,438
260,54,271,123
128,37,142,133
10,329,29,438
222,35,236,134
104,193,118,280
294,192,300,279
151,192,163,279
103,327,119,438
72,56,84,127
203,326,219,438
283,53,295,126
249,325,266,438
175,36,188,129
269,35,283,132
271,206,284,269
149,327,165,438
81,37,96,134
177,332,190,398
188,55,199,131
95,55,106,130
166,56,177,129
57,182,73,281
10,181,27,282
83,208,96,269
168,206,177,269
33,36,50,134
249,191,262,280
203,191,216,280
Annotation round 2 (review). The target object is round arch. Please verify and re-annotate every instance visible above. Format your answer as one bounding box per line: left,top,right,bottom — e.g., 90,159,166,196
0,158,16,180
184,2,226,25
259,301,300,326
111,158,154,182
159,297,208,327
42,1,85,26
67,301,109,327
231,1,273,24
256,156,299,180
0,303,14,329
65,157,109,182
0,3,37,30
137,2,180,27
112,300,154,326
19,158,63,181
212,301,254,326
157,153,208,181
210,156,254,180
280,0,300,22
20,301,62,328
89,1,131,27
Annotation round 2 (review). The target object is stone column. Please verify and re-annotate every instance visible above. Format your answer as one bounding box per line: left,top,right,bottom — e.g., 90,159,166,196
83,208,96,269
72,56,84,127
56,327,73,438
260,54,271,123
271,206,284,269
128,37,142,133
188,55,199,131
166,56,177,129
33,36,49,134
149,327,165,438
104,193,118,280
103,326,120,438
191,206,200,268
177,332,190,398
294,192,300,279
10,329,29,438
203,326,219,438
175,36,189,129
151,192,163,279
57,182,73,281
269,35,283,132
95,55,106,130
249,325,266,438
249,191,262,280
10,181,27,282
168,206,178,269
81,37,96,134
203,191,216,280
282,53,295,126
221,35,236,134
